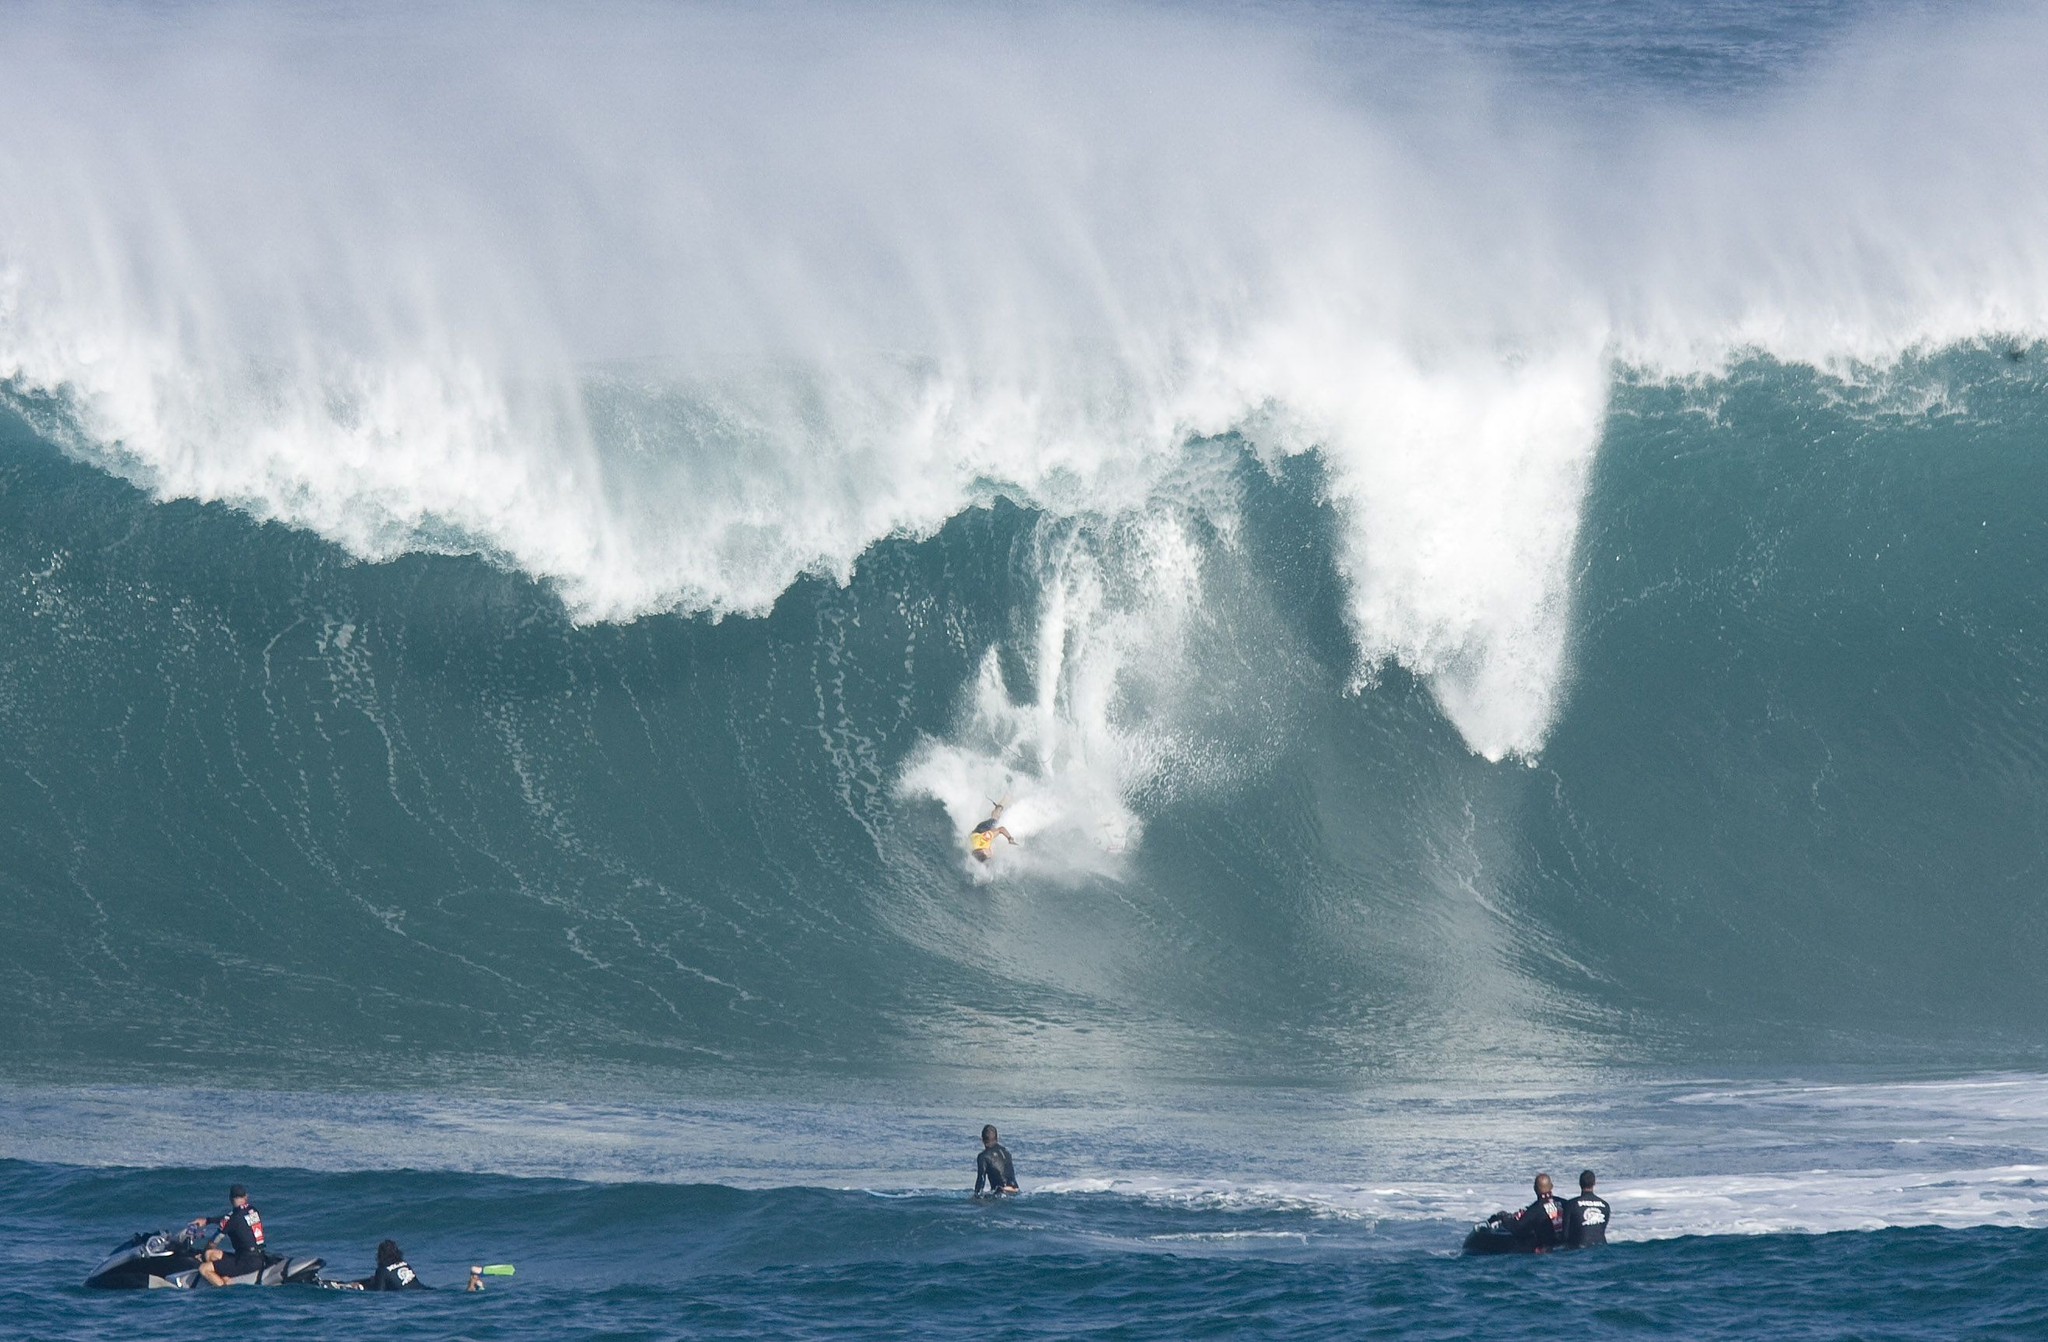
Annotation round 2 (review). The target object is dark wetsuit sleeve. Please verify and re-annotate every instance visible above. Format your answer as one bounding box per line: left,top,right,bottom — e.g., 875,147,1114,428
202,1210,250,1255
998,1147,1016,1188
975,1149,994,1193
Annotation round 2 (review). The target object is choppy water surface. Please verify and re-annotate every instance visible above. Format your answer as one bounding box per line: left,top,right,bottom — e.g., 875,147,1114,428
14,1072,2048,1338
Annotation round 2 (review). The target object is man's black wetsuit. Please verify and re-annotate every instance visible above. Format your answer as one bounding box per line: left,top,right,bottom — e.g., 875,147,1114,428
975,1143,1018,1194
1567,1191,1611,1247
208,1202,268,1277
1513,1193,1567,1250
360,1260,429,1290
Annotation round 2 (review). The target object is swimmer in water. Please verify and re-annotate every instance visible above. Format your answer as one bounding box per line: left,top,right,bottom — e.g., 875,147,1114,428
974,1124,1019,1194
969,801,1017,864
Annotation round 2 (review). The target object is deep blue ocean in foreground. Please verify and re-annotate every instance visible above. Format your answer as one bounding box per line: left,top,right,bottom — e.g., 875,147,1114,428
9,1166,2048,1341
9,0,2048,1336
11,1072,2048,1339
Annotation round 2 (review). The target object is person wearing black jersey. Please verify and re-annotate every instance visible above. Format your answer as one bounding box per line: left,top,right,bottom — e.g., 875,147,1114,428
357,1240,430,1290
189,1183,267,1285
974,1125,1018,1195
1512,1172,1568,1251
1567,1170,1611,1247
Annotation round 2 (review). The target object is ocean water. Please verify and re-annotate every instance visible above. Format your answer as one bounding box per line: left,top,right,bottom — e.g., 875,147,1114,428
10,1072,2048,1338
7,0,2048,1335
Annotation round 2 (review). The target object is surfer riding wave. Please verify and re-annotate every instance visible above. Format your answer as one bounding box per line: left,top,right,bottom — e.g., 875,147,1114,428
969,801,1017,864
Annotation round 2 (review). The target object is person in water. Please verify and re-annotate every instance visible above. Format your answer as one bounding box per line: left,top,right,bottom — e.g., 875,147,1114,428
975,1124,1019,1194
969,802,1017,864
357,1239,429,1290
189,1183,267,1285
1567,1169,1611,1247
1512,1172,1568,1251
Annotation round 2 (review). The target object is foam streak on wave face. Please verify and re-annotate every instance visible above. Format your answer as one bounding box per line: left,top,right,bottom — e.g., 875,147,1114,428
896,505,1227,873
4,4,2048,760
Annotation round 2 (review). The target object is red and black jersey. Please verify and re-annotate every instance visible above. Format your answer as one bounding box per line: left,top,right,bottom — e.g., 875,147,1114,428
1514,1194,1567,1249
212,1203,266,1258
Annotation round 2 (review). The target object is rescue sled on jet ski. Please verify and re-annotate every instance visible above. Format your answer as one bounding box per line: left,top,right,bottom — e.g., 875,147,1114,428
83,1227,324,1289
1461,1212,1543,1255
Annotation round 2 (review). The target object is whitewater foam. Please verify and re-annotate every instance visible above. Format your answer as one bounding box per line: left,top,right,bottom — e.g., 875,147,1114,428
894,464,1263,871
14,1072,2048,1240
5,1,2048,767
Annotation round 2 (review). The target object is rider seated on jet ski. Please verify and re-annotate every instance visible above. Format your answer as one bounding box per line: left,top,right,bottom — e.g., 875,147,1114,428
1509,1172,1569,1251
188,1183,267,1285
356,1240,430,1290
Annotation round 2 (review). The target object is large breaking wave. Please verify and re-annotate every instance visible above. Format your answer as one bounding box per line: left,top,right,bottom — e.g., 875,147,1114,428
4,1,2048,1082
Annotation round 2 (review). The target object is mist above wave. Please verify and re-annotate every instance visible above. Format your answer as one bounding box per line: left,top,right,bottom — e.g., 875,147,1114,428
3,2,2046,759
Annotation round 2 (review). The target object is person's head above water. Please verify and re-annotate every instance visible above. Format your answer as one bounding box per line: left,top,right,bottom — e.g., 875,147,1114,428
228,1183,248,1205
377,1240,404,1268
1533,1173,1553,1197
1580,1170,1597,1191
982,1124,998,1146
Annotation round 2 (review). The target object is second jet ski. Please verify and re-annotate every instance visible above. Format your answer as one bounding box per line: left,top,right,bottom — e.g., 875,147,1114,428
1461,1212,1543,1255
83,1226,324,1289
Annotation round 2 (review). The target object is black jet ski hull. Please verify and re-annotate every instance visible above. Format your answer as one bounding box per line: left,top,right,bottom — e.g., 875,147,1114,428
1462,1221,1544,1255
84,1232,324,1289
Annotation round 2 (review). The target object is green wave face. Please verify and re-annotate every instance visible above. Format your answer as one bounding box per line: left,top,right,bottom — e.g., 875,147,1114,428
5,347,2048,1086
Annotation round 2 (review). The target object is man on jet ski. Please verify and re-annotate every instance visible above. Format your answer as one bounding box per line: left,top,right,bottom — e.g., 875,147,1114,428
189,1183,267,1285
1511,1172,1569,1251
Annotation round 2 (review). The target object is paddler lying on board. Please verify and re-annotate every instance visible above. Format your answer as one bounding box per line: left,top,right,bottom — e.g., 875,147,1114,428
969,800,1017,864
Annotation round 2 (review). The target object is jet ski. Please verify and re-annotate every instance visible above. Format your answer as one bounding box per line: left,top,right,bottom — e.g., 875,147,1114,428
83,1226,324,1289
1461,1212,1542,1255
